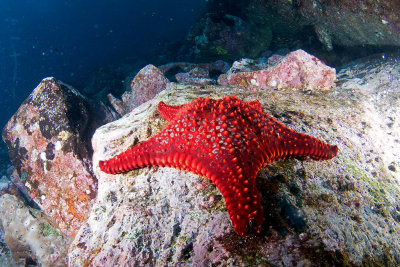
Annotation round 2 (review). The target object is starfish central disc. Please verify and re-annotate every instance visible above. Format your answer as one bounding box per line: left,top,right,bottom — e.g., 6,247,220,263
99,96,338,235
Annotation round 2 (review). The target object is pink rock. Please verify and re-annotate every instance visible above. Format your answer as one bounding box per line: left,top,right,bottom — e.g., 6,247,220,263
217,73,229,86
121,64,169,113
267,54,283,66
222,50,336,90
187,67,209,78
2,77,115,236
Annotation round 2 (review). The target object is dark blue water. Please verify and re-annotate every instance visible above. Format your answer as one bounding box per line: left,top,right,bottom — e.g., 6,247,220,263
0,0,206,128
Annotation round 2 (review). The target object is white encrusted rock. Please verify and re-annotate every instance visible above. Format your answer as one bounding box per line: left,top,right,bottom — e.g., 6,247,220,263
69,54,400,265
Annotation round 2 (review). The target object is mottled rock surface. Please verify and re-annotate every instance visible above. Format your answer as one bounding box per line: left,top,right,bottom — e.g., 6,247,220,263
69,54,400,266
159,60,230,86
175,67,215,85
2,77,116,237
109,64,169,116
219,50,336,91
158,60,230,76
0,194,70,266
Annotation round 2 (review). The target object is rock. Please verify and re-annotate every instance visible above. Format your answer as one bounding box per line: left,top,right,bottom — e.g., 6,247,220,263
107,93,125,116
69,53,400,265
0,194,70,266
159,60,230,85
0,168,37,211
158,62,198,74
175,72,215,85
220,50,336,90
2,77,116,237
159,60,230,76
0,182,19,267
109,64,169,116
175,67,215,85
229,57,270,73
125,64,169,109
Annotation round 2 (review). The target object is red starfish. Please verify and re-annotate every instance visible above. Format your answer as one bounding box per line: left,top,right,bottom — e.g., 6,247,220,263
99,96,338,235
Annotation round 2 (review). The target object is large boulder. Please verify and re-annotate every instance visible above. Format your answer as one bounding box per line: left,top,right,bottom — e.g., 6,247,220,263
69,53,400,265
2,77,116,237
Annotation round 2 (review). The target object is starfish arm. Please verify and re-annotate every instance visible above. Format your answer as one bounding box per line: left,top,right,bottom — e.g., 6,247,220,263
165,141,266,235
271,122,338,162
287,132,338,160
204,166,264,235
99,135,199,175
99,137,162,174
158,101,186,122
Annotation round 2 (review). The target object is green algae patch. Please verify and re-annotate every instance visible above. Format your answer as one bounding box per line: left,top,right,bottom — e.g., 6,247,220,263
340,156,392,217
126,229,143,242
40,222,62,237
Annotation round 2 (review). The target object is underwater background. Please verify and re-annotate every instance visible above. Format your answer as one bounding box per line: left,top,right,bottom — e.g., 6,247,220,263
0,0,206,127
1,0,400,266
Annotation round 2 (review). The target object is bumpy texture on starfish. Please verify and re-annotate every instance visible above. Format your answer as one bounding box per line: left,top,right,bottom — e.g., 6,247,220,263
99,96,338,235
